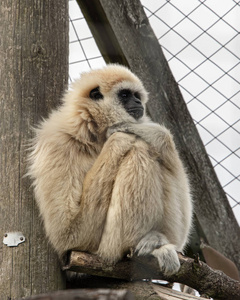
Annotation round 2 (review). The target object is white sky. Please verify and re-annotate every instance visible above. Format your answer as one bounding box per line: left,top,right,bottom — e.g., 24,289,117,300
69,0,240,225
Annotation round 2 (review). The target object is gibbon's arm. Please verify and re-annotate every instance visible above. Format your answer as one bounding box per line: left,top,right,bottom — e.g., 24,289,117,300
108,121,181,171
30,130,136,255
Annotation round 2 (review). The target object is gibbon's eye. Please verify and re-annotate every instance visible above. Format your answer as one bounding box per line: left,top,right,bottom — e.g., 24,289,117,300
89,87,103,101
118,89,132,99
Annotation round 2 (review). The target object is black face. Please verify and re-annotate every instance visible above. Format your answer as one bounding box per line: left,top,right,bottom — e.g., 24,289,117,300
89,87,144,120
118,89,144,120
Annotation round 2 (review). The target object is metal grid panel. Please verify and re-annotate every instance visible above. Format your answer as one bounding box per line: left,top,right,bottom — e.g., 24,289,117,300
69,0,105,81
69,0,240,224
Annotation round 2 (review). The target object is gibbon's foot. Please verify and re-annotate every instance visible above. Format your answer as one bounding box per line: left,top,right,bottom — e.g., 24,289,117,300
135,231,168,256
152,244,180,276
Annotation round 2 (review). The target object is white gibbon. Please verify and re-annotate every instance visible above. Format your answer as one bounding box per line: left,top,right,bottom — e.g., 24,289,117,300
28,64,192,275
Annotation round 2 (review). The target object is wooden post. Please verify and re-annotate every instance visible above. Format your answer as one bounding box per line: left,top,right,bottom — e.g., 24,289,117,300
77,0,240,270
0,0,68,298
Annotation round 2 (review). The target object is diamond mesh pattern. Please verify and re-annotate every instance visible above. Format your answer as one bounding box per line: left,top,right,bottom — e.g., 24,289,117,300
69,0,240,224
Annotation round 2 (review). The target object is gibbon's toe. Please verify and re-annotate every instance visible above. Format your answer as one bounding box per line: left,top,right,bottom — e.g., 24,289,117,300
152,244,180,276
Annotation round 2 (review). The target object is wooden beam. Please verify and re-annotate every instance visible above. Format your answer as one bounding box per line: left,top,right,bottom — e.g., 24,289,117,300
76,0,128,65
152,284,206,300
77,0,240,270
22,289,134,300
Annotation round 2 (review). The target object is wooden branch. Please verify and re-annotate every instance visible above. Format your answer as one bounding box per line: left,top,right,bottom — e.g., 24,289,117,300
63,251,240,300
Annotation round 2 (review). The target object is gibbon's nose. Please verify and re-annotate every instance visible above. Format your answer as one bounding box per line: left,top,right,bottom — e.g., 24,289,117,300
133,97,141,105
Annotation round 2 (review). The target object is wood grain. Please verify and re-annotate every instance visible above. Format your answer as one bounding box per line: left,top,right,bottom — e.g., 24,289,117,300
0,1,68,298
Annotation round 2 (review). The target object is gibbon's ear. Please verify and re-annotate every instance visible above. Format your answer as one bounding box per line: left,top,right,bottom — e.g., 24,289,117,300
201,240,240,281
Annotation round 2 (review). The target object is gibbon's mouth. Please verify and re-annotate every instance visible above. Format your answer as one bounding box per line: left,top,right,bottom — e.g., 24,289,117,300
127,108,144,119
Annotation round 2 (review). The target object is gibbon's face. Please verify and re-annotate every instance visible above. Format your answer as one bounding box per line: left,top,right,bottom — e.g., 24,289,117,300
89,85,144,120
69,64,148,127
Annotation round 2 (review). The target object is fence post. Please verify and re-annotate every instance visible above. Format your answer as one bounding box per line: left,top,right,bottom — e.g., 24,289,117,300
0,1,68,298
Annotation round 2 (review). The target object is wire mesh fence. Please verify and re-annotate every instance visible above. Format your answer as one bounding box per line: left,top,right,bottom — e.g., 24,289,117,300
69,0,240,224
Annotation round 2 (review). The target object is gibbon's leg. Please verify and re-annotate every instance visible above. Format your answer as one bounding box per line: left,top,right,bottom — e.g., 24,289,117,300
108,122,192,248
70,131,137,253
97,137,181,275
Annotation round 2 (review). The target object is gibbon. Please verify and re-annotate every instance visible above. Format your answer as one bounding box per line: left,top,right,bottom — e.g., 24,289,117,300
28,64,192,276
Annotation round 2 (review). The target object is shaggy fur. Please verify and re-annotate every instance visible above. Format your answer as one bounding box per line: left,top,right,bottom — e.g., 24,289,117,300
28,64,192,275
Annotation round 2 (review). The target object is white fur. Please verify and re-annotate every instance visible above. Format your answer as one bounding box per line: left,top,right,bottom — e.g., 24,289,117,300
28,64,192,275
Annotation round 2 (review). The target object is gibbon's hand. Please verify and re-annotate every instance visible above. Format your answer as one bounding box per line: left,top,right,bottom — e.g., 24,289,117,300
107,121,155,137
106,122,134,138
107,121,175,161
107,121,169,144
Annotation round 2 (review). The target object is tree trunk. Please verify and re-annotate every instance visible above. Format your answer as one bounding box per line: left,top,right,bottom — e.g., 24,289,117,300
0,1,68,298
77,0,240,270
